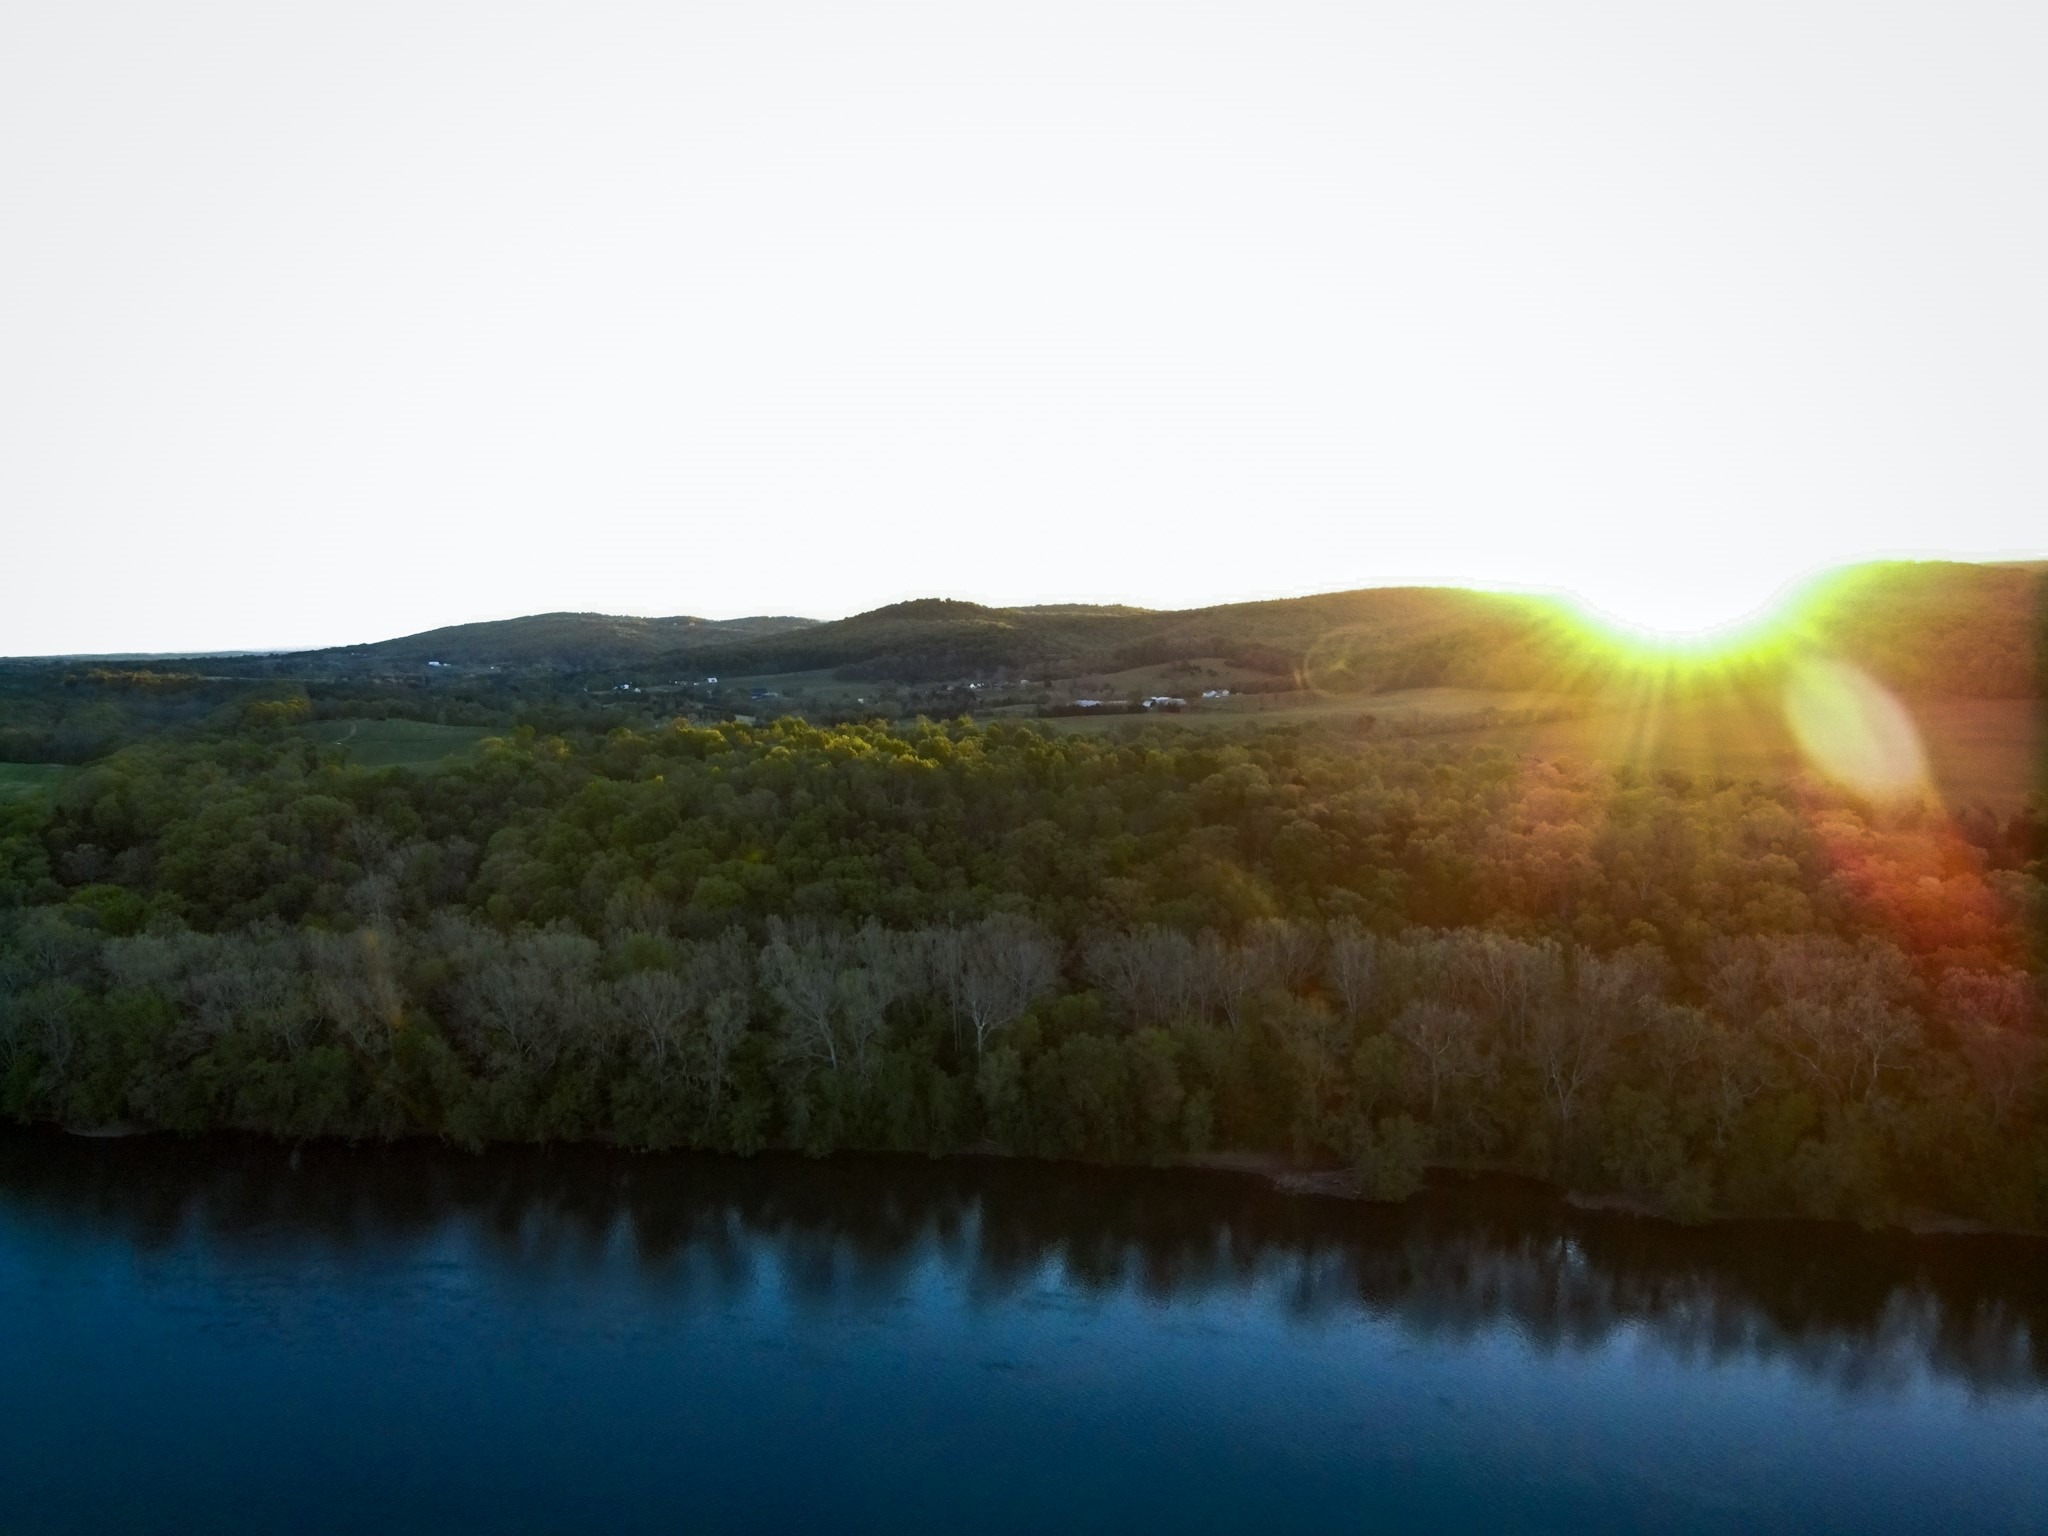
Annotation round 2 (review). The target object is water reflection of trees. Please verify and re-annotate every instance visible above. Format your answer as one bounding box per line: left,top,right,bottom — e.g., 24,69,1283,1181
3,1130,2040,1394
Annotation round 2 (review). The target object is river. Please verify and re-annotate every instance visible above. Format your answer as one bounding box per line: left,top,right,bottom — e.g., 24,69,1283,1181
0,1130,2042,1534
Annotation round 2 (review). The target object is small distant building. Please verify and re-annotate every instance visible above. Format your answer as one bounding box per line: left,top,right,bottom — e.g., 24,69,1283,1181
1201,688,1231,699
1143,696,1186,710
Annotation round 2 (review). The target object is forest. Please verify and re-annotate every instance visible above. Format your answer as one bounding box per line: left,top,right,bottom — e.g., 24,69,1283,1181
1,700,2042,1231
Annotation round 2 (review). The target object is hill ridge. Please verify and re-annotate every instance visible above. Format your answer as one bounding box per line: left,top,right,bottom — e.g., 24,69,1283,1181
98,560,2040,700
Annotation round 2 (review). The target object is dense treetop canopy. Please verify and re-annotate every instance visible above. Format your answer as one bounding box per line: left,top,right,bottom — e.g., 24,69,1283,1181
1,707,2043,1231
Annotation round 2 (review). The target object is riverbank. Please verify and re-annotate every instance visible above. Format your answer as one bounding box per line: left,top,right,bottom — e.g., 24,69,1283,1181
1137,1145,2042,1238
41,1119,2048,1243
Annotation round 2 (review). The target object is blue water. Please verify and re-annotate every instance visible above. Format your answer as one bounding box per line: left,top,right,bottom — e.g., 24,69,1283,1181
0,1134,2042,1534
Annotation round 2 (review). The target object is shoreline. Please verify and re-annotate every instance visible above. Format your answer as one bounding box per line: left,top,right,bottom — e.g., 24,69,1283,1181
45,1121,2048,1242
1157,1148,2038,1239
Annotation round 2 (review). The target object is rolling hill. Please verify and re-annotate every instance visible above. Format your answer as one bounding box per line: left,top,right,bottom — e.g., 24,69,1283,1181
302,611,819,670
156,560,2041,700
643,562,2045,699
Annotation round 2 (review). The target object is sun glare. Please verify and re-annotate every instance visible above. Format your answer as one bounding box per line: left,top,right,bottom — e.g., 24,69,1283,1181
1563,570,1797,648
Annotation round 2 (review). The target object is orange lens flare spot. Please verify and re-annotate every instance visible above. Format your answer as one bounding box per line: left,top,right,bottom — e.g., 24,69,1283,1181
1782,659,1929,800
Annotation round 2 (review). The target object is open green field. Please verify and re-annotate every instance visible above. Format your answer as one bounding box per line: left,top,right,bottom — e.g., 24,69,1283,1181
1050,656,1293,699
1505,694,2039,813
1031,685,1580,737
722,669,885,709
0,762,70,804
1041,688,2042,812
300,719,494,771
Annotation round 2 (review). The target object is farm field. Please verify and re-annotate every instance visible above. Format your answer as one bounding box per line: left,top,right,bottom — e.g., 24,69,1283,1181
1496,695,2040,812
719,669,891,710
1901,696,2045,811
1042,687,2042,812
0,762,69,804
1044,656,1284,700
300,719,494,771
1031,685,1580,737
711,667,1050,721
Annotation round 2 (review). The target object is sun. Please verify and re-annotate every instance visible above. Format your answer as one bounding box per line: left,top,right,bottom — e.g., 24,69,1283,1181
1562,567,1798,649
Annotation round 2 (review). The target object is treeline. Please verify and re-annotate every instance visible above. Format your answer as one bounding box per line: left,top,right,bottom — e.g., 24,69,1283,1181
0,661,666,764
1,716,2043,1228
0,668,252,764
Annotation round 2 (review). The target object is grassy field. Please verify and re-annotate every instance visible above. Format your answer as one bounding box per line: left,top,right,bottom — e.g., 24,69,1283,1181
1488,693,2038,812
720,669,886,709
1042,656,1282,698
1895,697,2044,811
0,762,69,804
301,719,494,771
1032,685,1581,736
1041,688,2042,812
684,659,2041,814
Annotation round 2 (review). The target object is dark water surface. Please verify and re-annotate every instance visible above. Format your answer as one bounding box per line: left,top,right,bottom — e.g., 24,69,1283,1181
1,1131,2043,1535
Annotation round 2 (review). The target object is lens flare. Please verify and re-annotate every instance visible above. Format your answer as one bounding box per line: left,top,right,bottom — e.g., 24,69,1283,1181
1782,658,1929,800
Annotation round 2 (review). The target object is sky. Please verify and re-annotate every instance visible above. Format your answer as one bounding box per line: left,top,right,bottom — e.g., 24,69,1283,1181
3,1,2044,655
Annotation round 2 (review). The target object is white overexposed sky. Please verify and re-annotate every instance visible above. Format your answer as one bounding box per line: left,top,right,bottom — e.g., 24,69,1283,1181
3,1,2044,653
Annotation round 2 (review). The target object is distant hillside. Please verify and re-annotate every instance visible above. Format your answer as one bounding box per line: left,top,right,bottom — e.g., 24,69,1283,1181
183,559,2042,698
1794,560,2045,700
619,586,1566,687
306,612,819,670
655,598,1162,680
658,563,2043,698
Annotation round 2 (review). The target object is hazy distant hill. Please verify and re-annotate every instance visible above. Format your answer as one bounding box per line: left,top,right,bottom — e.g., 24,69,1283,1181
611,586,1555,686
184,559,2042,698
308,612,819,670
1797,560,2045,700
655,563,2043,698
